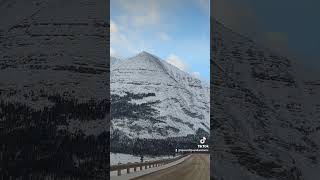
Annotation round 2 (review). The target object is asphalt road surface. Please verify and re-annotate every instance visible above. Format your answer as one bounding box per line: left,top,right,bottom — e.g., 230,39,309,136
133,154,210,180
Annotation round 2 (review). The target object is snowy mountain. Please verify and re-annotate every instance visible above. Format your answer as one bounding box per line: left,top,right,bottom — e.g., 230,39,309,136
211,20,320,180
110,51,209,154
111,56,123,66
0,0,109,179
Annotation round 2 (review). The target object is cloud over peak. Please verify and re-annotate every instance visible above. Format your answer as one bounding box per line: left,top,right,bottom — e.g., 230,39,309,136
166,54,189,71
110,20,118,33
165,54,203,79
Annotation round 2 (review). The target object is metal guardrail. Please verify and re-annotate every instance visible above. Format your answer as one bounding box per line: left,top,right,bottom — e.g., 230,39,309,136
110,154,188,176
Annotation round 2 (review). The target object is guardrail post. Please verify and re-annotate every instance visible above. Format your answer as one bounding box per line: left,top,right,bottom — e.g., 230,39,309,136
134,167,136,172
127,167,130,174
140,166,142,170
117,169,121,176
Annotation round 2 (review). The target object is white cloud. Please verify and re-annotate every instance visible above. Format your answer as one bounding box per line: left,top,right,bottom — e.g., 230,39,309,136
110,0,161,57
192,72,201,79
111,25,138,55
110,47,116,56
110,20,118,33
116,0,161,27
166,54,202,78
166,54,189,71
159,32,171,41
133,10,160,27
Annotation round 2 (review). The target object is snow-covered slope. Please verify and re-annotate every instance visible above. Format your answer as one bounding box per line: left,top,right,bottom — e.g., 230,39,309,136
211,20,320,180
110,51,209,140
0,0,109,179
111,56,123,66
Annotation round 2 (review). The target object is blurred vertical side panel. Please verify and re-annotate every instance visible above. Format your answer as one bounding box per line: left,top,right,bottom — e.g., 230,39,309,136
212,0,320,180
0,0,109,179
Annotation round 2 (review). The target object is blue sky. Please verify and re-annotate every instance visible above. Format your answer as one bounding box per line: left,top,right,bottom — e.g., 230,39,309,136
215,0,320,71
110,0,210,81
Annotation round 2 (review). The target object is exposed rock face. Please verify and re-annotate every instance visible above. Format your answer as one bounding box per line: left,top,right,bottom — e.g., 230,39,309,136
0,0,109,179
211,20,320,180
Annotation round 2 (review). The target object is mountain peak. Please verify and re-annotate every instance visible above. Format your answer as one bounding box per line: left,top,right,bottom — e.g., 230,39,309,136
128,51,164,66
140,50,149,54
134,51,158,59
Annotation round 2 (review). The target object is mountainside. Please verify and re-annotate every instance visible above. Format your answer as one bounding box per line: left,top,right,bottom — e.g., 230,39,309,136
110,51,209,154
0,1,109,179
110,56,122,66
211,20,320,180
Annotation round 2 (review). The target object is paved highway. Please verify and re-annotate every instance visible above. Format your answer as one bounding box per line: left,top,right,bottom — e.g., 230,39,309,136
133,154,210,180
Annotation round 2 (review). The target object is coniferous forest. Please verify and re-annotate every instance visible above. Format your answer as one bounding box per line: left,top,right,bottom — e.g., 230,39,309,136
0,95,109,180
